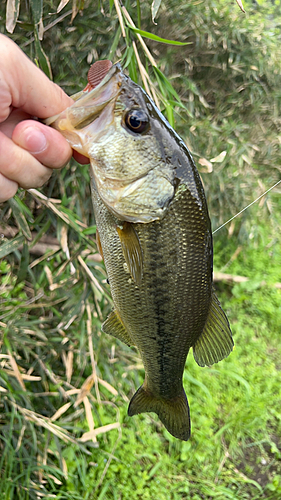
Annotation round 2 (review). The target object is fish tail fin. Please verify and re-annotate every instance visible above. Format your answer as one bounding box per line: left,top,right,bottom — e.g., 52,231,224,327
128,384,190,441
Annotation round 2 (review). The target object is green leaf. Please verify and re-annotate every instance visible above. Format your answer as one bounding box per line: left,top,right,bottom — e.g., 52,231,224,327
127,24,190,45
16,242,29,285
0,235,25,259
33,27,52,79
8,198,32,241
153,67,177,97
29,0,43,25
81,226,97,236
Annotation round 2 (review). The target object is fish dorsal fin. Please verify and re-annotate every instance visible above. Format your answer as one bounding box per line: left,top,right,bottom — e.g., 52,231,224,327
193,292,234,367
116,222,143,285
102,309,134,347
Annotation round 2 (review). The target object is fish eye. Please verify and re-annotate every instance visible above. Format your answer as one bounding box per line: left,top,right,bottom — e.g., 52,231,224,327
124,109,150,134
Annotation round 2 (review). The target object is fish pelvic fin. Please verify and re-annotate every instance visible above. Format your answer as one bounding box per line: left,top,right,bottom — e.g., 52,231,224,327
193,291,234,367
102,309,134,347
128,384,190,441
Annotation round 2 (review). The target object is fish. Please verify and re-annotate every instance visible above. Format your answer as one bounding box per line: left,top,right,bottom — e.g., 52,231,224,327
46,61,234,441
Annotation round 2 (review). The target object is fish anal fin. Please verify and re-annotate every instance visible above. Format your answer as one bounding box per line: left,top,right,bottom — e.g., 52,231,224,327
193,291,234,367
102,309,134,347
128,383,190,441
116,222,143,285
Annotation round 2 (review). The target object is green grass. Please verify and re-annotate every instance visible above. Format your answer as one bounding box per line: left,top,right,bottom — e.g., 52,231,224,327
2,205,280,499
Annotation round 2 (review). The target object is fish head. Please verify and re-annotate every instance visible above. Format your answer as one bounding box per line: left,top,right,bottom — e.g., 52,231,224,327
47,63,177,223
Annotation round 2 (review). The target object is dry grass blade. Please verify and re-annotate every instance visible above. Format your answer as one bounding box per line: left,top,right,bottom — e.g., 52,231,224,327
83,396,97,443
80,422,120,442
74,374,95,407
50,402,72,422
8,350,26,391
86,301,101,404
15,424,26,452
97,377,118,396
3,370,41,381
77,255,104,297
13,404,82,445
62,345,74,383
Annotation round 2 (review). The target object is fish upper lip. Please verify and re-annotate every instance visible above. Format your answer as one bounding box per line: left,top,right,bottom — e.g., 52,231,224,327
44,63,123,128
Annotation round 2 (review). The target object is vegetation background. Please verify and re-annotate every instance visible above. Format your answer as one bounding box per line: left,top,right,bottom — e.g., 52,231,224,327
0,0,281,498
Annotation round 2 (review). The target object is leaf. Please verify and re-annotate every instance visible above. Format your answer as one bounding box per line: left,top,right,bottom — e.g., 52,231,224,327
0,235,25,259
29,0,43,26
153,66,182,103
8,198,32,241
6,0,21,33
210,151,227,163
33,27,52,79
57,0,70,14
127,25,190,45
151,0,162,24
16,242,29,285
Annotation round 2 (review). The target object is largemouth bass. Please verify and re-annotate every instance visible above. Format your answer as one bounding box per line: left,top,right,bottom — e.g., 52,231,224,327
46,61,233,441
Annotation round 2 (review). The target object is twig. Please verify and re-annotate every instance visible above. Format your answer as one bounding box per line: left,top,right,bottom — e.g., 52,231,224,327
213,272,281,288
86,301,101,404
114,0,126,37
22,10,73,47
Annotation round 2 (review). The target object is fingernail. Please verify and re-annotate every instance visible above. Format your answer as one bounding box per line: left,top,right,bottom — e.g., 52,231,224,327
20,127,48,154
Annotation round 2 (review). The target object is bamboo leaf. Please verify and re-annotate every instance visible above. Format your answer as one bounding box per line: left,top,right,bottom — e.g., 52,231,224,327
6,0,21,33
151,0,162,24
57,0,71,14
29,0,43,25
33,27,52,79
127,24,191,45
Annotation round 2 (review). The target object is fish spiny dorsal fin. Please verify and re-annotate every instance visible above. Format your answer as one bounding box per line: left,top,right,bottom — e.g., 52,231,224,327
128,384,191,441
193,291,234,367
102,309,134,347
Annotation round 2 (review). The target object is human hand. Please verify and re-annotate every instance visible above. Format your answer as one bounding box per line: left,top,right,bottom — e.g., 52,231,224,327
0,34,88,203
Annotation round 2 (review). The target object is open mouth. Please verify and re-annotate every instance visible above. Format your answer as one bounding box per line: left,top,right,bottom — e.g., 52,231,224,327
44,63,123,130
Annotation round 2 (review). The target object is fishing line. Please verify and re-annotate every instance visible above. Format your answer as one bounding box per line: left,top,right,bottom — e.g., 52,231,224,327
212,179,281,235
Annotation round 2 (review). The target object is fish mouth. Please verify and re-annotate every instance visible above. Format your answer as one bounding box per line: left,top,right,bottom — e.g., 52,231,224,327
44,63,123,130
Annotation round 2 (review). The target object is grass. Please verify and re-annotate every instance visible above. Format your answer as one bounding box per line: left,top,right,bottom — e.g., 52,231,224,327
1,198,280,499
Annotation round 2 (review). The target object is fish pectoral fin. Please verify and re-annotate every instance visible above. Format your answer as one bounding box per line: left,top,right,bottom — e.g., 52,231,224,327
116,222,143,285
193,291,234,367
128,384,190,441
102,309,134,347
96,228,104,260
